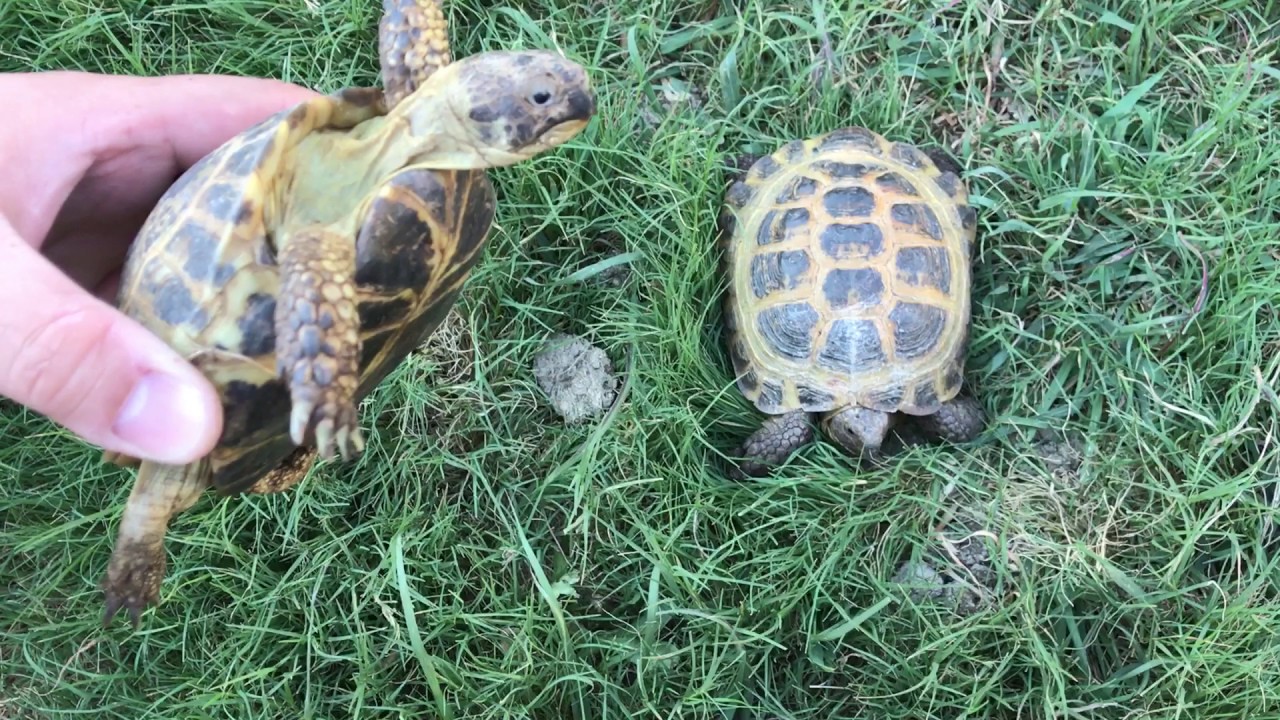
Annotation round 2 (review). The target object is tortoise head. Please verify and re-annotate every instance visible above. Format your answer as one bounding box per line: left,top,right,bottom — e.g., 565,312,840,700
403,49,596,168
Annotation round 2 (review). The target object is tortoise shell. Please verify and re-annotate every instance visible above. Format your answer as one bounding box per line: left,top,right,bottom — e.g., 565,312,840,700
115,87,495,495
721,126,978,418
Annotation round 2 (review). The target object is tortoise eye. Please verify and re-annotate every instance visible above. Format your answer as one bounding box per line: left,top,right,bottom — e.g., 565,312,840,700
531,90,552,105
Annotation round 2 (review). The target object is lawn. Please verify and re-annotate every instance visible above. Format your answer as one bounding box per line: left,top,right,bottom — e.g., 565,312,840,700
2,0,1280,717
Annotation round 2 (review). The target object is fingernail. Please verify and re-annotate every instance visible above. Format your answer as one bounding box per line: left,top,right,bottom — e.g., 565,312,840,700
112,372,217,464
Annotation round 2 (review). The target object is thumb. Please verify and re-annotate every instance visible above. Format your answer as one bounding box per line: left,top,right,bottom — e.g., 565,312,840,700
0,218,223,464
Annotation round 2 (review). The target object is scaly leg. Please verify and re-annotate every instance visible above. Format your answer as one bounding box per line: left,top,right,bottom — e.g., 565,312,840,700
101,458,211,626
275,229,364,461
379,0,453,106
914,394,986,444
730,409,814,479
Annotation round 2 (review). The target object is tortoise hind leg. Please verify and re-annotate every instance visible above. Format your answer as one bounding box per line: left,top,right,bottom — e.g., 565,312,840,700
275,228,365,461
729,409,814,479
101,449,317,627
102,458,211,627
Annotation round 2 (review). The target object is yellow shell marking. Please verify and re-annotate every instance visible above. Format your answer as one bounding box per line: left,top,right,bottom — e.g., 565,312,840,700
725,128,976,416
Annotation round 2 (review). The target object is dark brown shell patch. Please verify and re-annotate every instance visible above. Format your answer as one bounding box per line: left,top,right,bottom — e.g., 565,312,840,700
725,180,754,209
817,318,885,374
875,171,919,196
180,224,235,283
820,223,884,260
218,377,290,446
889,142,927,169
729,338,752,375
865,384,905,412
895,246,951,293
754,209,780,245
890,203,944,241
779,139,806,164
757,207,811,246
751,250,811,299
890,303,947,360
447,170,495,267
758,379,784,410
957,205,977,230
354,168,449,290
797,384,835,409
778,207,812,240
237,292,277,356
750,154,781,181
819,127,881,154
154,276,207,328
823,268,884,310
204,183,242,222
236,200,257,225
756,302,819,361
224,130,274,176
285,107,311,130
812,160,881,181
775,176,819,203
913,382,939,409
357,294,413,329
935,172,962,198
822,187,877,217
943,366,964,395
358,327,395,368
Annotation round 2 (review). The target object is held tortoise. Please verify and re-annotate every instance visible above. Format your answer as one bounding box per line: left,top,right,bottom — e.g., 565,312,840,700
719,126,985,477
99,0,595,625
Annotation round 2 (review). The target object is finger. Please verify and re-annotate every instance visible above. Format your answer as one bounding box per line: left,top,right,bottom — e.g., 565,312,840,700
1,71,319,244
0,218,223,464
90,72,320,169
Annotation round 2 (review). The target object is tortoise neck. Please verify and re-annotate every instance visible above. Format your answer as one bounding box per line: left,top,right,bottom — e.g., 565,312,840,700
377,90,503,170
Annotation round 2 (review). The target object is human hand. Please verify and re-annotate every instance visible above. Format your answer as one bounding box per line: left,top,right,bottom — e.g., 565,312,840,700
0,71,317,465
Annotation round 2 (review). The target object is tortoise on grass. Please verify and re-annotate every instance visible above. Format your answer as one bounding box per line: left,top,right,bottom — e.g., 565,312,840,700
99,0,595,625
719,126,985,477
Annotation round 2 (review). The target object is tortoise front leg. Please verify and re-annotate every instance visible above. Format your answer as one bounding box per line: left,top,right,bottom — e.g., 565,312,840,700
913,394,986,444
379,0,453,106
729,409,814,478
275,229,365,461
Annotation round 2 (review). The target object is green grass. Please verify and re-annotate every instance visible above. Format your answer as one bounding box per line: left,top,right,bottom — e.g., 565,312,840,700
3,0,1280,717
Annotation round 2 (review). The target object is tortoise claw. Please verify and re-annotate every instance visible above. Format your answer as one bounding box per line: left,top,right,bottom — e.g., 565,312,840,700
290,394,364,461
102,592,145,629
101,541,166,628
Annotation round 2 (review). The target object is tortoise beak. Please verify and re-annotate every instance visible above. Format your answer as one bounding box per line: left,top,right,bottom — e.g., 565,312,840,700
535,87,594,147
564,87,595,123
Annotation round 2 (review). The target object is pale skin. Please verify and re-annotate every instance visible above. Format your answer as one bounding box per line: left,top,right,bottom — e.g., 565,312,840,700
0,71,319,466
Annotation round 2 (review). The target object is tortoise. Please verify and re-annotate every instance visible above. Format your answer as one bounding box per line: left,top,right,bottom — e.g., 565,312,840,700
718,126,985,477
99,0,595,625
